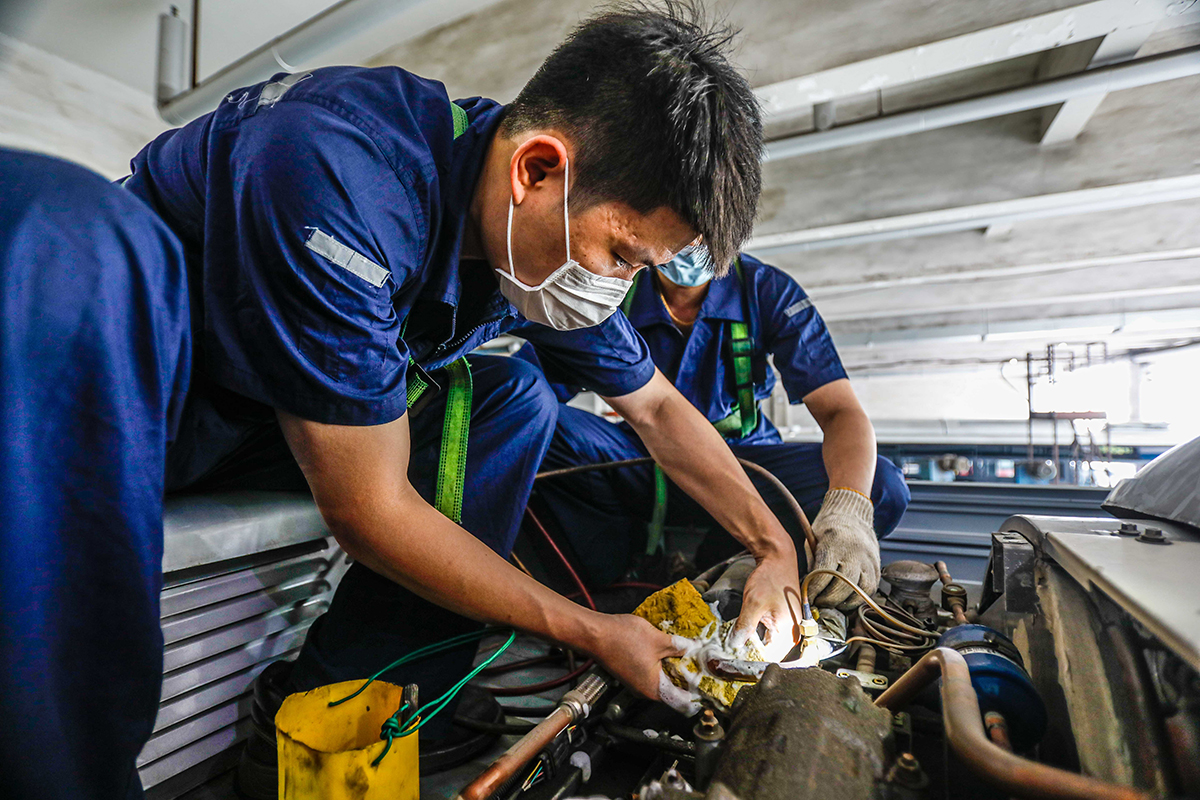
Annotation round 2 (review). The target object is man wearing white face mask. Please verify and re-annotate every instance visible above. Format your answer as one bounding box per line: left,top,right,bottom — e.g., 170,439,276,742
110,4,814,790
495,155,634,331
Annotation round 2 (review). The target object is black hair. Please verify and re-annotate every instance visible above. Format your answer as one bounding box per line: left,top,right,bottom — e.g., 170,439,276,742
502,1,762,274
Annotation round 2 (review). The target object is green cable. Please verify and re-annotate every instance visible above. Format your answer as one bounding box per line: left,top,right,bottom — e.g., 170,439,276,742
372,630,518,766
327,628,493,708
324,628,519,767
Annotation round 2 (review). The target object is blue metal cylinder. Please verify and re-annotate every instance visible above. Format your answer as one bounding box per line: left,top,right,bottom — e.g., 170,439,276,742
937,624,1047,751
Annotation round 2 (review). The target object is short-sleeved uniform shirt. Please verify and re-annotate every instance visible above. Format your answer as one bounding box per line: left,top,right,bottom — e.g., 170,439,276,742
125,66,656,436
523,253,846,444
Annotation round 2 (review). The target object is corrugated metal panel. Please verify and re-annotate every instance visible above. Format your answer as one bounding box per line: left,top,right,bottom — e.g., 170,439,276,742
139,535,348,794
882,481,1110,591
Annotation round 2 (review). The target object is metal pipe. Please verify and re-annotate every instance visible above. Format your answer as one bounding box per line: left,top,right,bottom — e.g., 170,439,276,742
934,561,953,586
855,641,877,674
455,672,607,800
985,711,1013,753
765,45,1200,161
156,0,476,123
155,8,189,104
746,174,1200,255
876,648,1150,800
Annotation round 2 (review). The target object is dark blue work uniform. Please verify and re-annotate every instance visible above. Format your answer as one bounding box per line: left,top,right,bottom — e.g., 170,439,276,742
518,255,909,585
0,150,192,799
125,67,658,735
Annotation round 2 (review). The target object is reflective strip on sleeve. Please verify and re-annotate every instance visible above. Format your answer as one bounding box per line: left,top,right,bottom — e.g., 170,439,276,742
304,228,390,288
784,298,813,318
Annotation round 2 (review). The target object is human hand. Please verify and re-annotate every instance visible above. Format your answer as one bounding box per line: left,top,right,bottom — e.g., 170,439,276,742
806,488,880,609
590,614,686,705
728,540,801,661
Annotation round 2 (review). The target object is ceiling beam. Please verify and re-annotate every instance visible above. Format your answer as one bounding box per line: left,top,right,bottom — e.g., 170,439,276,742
753,0,1168,122
762,44,1200,161
1039,18,1161,144
746,173,1200,255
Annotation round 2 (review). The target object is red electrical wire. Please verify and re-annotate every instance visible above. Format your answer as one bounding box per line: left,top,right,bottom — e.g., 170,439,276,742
525,508,596,611
482,659,595,697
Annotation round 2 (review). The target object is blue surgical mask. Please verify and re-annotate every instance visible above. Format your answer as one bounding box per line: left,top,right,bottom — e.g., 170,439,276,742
657,245,713,287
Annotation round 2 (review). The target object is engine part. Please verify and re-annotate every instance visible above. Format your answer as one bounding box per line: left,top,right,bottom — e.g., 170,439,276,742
940,583,969,626
708,664,894,800
881,560,940,620
700,553,756,620
1102,435,1200,530
936,624,1047,752
693,710,724,790
876,647,1149,800
455,671,608,800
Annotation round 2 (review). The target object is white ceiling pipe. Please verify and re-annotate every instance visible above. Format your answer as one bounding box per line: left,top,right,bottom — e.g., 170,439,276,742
820,282,1200,323
808,247,1200,297
746,174,1200,255
158,0,435,124
764,45,1200,162
156,8,189,105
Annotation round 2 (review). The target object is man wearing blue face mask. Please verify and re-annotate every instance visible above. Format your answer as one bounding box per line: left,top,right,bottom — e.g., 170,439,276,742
517,245,910,609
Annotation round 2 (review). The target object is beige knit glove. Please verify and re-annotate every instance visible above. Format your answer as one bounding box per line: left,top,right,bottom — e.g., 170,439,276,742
806,488,880,609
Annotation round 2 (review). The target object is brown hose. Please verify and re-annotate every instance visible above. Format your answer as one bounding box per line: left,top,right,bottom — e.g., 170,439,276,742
876,648,1150,800
535,456,817,555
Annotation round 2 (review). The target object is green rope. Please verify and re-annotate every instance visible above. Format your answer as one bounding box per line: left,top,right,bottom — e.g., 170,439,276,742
326,629,519,767
327,628,491,708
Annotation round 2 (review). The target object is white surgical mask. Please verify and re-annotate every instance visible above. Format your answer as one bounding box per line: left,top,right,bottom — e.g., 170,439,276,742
496,156,632,331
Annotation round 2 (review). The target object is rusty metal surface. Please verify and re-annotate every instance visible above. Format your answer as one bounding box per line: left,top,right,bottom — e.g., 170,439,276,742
711,665,893,800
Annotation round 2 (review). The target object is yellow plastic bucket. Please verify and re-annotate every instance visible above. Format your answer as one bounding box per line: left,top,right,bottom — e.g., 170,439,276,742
276,680,419,800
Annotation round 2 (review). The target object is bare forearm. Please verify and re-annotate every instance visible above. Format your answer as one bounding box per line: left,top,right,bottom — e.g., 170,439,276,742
328,489,607,656
821,408,876,495
623,391,792,558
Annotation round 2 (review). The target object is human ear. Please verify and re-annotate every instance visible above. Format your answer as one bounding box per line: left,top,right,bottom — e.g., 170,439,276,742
509,135,569,206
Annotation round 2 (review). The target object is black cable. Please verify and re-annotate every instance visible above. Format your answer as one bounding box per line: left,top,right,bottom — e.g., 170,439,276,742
601,720,695,756
500,703,558,717
452,716,537,735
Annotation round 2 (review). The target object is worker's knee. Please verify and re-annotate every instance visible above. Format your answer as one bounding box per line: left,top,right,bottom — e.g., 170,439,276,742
486,356,559,443
873,456,910,538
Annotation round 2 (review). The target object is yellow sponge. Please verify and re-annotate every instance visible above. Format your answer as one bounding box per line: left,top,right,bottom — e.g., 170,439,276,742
633,579,765,711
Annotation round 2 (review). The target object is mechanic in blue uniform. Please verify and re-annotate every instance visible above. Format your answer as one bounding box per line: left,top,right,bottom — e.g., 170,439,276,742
520,246,910,607
0,149,192,799
125,4,795,752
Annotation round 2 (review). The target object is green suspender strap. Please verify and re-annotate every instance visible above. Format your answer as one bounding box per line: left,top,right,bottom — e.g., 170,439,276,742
400,100,475,523
712,257,758,439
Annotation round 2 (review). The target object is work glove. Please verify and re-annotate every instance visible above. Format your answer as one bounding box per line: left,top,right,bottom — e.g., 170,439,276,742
805,488,880,609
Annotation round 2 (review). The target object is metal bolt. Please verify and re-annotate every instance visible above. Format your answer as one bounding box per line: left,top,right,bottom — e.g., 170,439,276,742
699,709,718,732
897,753,919,772
1137,527,1172,545
1118,522,1140,536
872,677,887,686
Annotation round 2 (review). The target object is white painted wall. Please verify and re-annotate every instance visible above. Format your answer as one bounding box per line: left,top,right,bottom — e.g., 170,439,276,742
0,34,168,179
